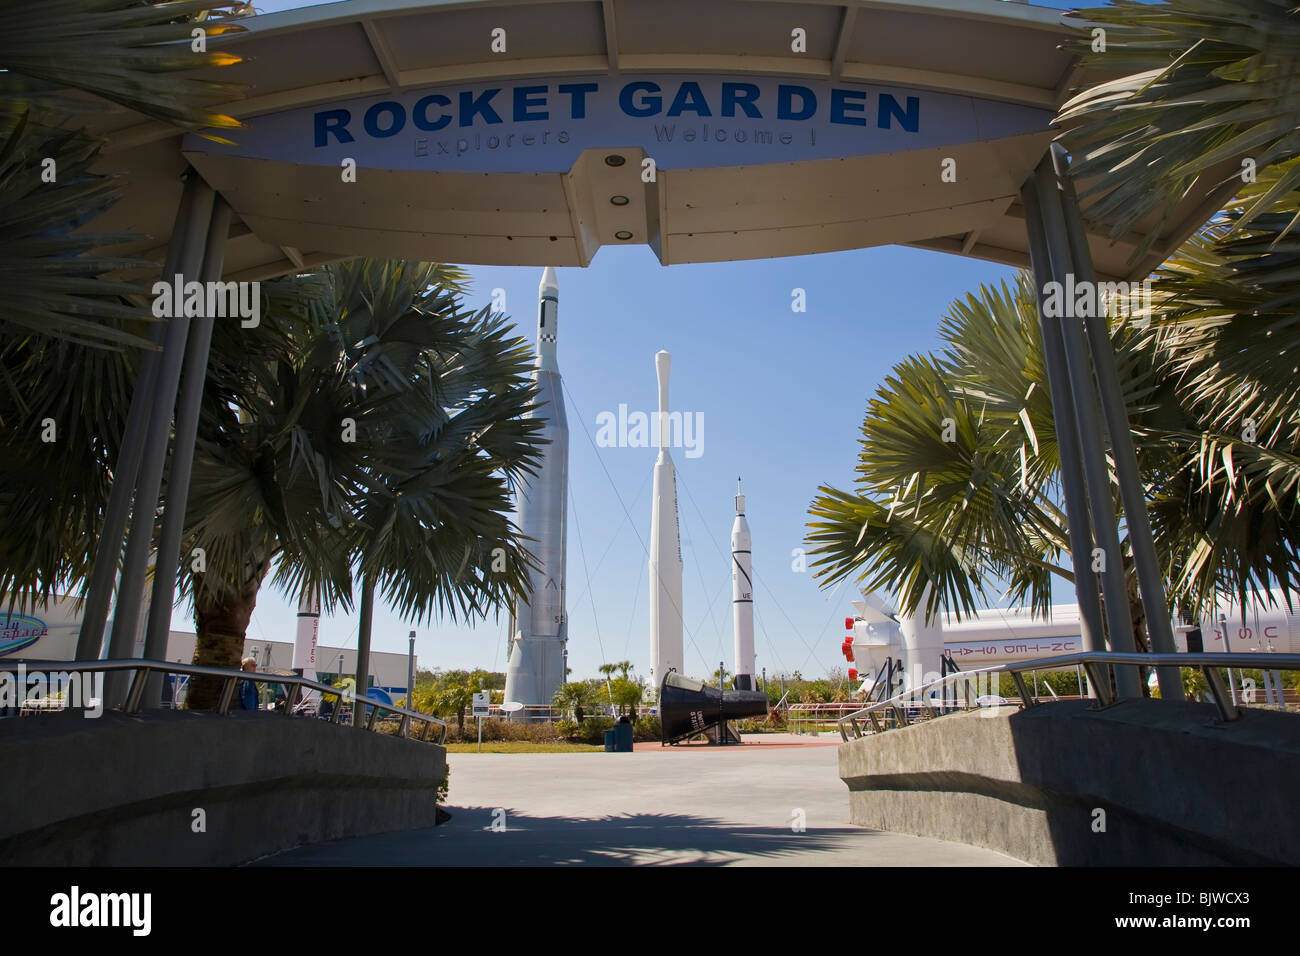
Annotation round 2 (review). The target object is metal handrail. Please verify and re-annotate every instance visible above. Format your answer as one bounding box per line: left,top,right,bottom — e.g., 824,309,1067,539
0,657,448,744
838,664,1007,741
1007,651,1300,725
838,651,1300,741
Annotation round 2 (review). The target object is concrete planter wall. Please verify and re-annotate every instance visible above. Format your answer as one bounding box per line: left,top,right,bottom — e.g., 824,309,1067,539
0,710,446,866
838,700,1300,866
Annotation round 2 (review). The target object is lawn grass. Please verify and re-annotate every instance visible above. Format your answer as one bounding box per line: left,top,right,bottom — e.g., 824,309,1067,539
444,741,604,753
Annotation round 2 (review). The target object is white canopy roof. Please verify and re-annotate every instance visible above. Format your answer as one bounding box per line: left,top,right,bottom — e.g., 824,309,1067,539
85,0,1234,282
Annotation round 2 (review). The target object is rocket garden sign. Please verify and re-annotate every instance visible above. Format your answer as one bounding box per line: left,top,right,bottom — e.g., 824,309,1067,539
187,73,1052,174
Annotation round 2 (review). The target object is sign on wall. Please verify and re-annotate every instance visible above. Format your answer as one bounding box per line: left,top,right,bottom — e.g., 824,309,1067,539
0,614,47,657
186,73,1051,174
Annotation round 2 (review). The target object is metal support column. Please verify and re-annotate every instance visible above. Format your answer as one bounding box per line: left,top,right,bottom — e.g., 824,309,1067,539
1033,157,1142,699
142,195,232,705
75,171,204,661
1050,144,1181,700
1021,180,1107,665
104,177,216,706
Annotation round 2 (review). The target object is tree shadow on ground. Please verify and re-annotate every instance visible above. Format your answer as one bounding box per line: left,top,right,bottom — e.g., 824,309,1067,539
256,806,870,866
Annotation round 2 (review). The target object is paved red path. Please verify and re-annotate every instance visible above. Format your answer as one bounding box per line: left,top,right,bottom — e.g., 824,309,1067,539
632,733,841,752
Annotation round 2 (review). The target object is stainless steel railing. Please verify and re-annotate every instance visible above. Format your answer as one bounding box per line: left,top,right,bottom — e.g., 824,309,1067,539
0,657,448,744
837,663,1006,741
838,651,1300,741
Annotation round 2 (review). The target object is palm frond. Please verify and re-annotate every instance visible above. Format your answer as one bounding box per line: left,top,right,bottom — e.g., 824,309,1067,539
0,0,248,137
179,259,545,631
1058,0,1300,251
0,116,154,348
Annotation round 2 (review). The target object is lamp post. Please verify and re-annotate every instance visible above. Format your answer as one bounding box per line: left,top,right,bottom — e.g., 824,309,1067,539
407,630,416,710
719,659,725,746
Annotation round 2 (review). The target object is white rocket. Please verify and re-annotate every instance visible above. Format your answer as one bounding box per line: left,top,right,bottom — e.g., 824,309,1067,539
649,350,684,688
292,588,321,708
731,479,756,690
503,267,569,715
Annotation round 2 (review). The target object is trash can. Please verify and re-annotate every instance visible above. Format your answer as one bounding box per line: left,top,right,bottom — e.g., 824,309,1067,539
605,720,634,752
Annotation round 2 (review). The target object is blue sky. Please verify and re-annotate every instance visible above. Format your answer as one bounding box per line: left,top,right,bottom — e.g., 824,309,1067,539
169,0,1083,681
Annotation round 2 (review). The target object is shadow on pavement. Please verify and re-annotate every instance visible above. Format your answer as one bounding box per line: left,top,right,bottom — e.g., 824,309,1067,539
257,805,871,866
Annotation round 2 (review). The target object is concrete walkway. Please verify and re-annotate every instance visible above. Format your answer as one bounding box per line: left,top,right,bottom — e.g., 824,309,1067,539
258,736,1023,866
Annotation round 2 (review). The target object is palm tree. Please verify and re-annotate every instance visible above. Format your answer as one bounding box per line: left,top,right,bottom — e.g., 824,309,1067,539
0,321,137,604
609,674,645,720
1140,207,1300,614
178,259,543,708
807,275,1085,624
0,0,249,609
806,271,1300,636
552,681,596,721
1053,0,1300,614
433,680,476,737
418,668,499,735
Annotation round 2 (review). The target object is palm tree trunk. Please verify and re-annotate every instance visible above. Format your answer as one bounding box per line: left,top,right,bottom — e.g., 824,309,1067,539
1125,563,1153,698
187,566,266,710
354,572,375,727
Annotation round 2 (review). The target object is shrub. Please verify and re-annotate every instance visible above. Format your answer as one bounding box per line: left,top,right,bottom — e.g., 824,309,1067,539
435,718,563,744
995,670,1087,699
437,765,449,805
557,715,614,745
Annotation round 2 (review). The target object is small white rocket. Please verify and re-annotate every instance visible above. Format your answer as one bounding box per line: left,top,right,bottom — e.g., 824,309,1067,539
504,267,569,715
731,479,756,690
648,350,684,688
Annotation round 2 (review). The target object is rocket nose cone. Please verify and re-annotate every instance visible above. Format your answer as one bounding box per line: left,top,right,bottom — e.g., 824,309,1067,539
540,266,558,294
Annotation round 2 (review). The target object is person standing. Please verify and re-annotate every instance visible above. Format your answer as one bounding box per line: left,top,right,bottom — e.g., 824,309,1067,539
238,657,260,711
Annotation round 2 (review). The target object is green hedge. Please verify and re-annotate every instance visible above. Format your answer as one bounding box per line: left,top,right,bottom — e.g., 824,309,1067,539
555,715,662,743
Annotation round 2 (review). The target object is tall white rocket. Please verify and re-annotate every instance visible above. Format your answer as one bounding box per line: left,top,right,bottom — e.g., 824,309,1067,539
649,350,684,688
731,479,756,690
504,267,569,715
293,588,321,707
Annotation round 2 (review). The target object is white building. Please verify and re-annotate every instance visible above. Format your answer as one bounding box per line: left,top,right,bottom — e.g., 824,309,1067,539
0,595,415,696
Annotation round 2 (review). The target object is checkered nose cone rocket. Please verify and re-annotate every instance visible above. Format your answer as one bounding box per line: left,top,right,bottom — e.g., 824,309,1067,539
731,479,755,691
504,267,569,717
